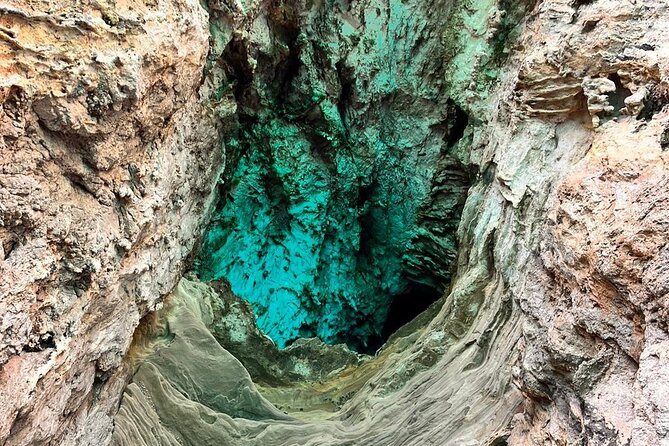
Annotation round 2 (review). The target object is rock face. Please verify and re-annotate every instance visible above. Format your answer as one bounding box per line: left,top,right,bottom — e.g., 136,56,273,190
195,0,471,352
513,112,669,446
0,1,223,444
2,0,669,445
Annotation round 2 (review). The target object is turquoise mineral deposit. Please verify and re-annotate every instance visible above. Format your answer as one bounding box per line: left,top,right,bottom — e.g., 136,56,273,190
193,0,518,352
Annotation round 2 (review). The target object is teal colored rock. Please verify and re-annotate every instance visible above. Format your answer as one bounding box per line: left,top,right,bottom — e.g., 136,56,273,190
196,0,480,352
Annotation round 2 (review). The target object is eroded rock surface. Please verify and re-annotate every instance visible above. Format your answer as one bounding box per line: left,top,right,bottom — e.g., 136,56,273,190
0,1,224,444
2,0,669,445
115,0,669,445
512,114,669,445
195,0,472,352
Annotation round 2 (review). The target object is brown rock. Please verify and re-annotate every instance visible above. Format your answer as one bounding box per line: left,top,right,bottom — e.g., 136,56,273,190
0,0,223,444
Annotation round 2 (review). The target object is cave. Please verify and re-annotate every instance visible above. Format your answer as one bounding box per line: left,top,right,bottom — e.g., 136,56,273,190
6,0,667,445
381,282,443,343
606,72,632,116
193,0,471,354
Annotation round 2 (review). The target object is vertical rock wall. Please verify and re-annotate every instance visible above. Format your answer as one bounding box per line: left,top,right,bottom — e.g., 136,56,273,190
496,1,669,443
0,1,224,444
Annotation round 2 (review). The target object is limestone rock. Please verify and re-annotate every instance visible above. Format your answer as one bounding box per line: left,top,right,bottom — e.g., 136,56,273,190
1,0,669,445
0,0,222,444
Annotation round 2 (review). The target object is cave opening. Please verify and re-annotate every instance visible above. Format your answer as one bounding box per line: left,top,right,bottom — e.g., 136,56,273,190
381,282,443,345
606,73,632,116
194,0,472,357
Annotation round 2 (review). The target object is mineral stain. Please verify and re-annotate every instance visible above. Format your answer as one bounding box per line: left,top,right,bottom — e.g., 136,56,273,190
196,0,473,353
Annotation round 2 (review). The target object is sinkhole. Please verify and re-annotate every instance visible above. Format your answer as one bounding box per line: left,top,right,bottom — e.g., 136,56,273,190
193,2,472,354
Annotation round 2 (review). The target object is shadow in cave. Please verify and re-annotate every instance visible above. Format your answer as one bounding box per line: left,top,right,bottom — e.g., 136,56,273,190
380,282,443,345
606,73,632,116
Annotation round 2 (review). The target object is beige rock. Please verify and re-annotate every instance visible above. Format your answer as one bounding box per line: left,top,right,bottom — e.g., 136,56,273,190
0,0,223,444
624,86,648,117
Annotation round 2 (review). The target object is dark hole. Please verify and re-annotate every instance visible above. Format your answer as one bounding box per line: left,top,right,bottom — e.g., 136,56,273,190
39,333,56,350
445,99,469,148
101,11,118,26
92,374,106,401
660,127,669,151
491,437,509,446
260,169,291,239
357,182,375,208
3,85,25,121
3,239,17,259
222,37,255,103
309,132,335,168
356,209,375,258
573,0,595,8
582,20,598,33
606,73,631,116
381,282,442,341
275,41,302,107
22,332,56,353
335,60,354,126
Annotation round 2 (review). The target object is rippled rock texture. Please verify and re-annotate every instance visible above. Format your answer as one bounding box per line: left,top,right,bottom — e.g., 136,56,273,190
2,0,669,445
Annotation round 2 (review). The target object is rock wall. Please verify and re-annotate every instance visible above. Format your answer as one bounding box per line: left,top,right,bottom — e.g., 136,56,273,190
195,0,472,352
0,1,224,444
2,0,669,445
114,0,669,445
500,1,669,443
